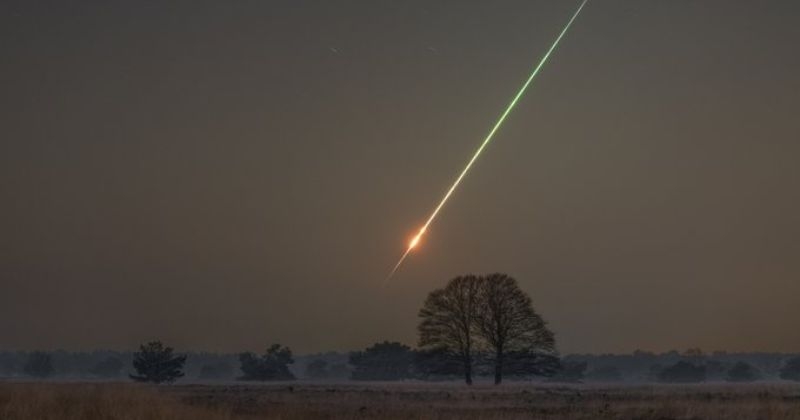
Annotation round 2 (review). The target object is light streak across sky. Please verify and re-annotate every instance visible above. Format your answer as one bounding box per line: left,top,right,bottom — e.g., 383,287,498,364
385,0,589,282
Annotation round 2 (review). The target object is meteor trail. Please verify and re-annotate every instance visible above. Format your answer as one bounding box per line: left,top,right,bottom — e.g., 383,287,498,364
385,0,589,282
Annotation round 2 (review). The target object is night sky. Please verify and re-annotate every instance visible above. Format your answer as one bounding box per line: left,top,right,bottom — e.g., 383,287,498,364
2,0,799,354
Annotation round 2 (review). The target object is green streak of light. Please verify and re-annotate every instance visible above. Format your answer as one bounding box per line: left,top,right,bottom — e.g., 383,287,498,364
387,0,589,282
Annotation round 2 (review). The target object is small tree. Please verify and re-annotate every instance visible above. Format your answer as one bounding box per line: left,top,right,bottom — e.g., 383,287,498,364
780,357,800,381
417,275,481,384
350,341,413,381
726,361,759,382
130,341,187,384
475,273,556,384
23,352,54,378
89,356,124,378
239,344,295,381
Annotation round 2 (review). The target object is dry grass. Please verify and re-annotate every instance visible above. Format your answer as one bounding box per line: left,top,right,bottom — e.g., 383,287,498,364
168,382,800,420
2,381,800,419
0,382,236,420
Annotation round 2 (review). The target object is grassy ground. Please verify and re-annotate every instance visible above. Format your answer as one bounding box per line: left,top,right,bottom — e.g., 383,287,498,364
2,381,800,419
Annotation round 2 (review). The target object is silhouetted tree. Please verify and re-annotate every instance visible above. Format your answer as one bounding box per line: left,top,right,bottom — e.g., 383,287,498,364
658,361,706,383
350,341,413,381
129,341,186,384
305,359,329,379
89,356,124,378
474,273,556,384
23,352,54,378
726,361,759,382
780,357,800,381
417,275,481,384
239,344,295,381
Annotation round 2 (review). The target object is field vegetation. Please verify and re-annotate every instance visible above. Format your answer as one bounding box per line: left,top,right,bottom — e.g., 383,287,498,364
2,382,800,420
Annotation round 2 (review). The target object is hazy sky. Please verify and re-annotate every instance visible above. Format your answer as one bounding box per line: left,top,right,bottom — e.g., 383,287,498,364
2,0,799,355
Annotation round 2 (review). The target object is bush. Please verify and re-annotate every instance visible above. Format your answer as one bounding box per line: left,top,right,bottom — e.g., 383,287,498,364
239,344,294,381
130,341,187,384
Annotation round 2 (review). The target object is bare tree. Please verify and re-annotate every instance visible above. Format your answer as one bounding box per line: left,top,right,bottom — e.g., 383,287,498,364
418,275,480,385
475,273,555,384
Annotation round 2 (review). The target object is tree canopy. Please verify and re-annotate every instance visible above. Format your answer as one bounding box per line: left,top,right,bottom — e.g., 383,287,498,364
239,344,295,381
417,273,557,384
129,341,186,384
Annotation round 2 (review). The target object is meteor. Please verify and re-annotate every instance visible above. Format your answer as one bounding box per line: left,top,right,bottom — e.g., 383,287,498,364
385,0,589,282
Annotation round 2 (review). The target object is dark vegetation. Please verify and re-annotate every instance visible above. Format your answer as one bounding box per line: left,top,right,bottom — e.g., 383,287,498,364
130,341,187,384
417,274,556,385
197,362,234,380
6,383,800,420
727,361,760,382
1,274,799,385
657,361,707,383
22,352,54,378
548,361,587,383
585,365,623,382
3,348,800,384
349,341,414,381
238,344,295,381
88,356,124,378
779,356,800,381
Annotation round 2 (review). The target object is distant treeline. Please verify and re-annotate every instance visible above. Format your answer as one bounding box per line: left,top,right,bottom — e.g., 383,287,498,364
2,348,800,384
3,274,800,385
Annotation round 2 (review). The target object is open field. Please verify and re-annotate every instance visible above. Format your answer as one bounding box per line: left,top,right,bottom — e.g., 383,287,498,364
2,382,800,420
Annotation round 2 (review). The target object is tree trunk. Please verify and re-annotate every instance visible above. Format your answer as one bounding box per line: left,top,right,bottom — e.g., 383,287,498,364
494,350,503,385
465,360,473,385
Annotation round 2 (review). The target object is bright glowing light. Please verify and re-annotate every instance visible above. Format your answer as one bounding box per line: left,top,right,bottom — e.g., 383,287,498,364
385,0,589,283
409,227,426,249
